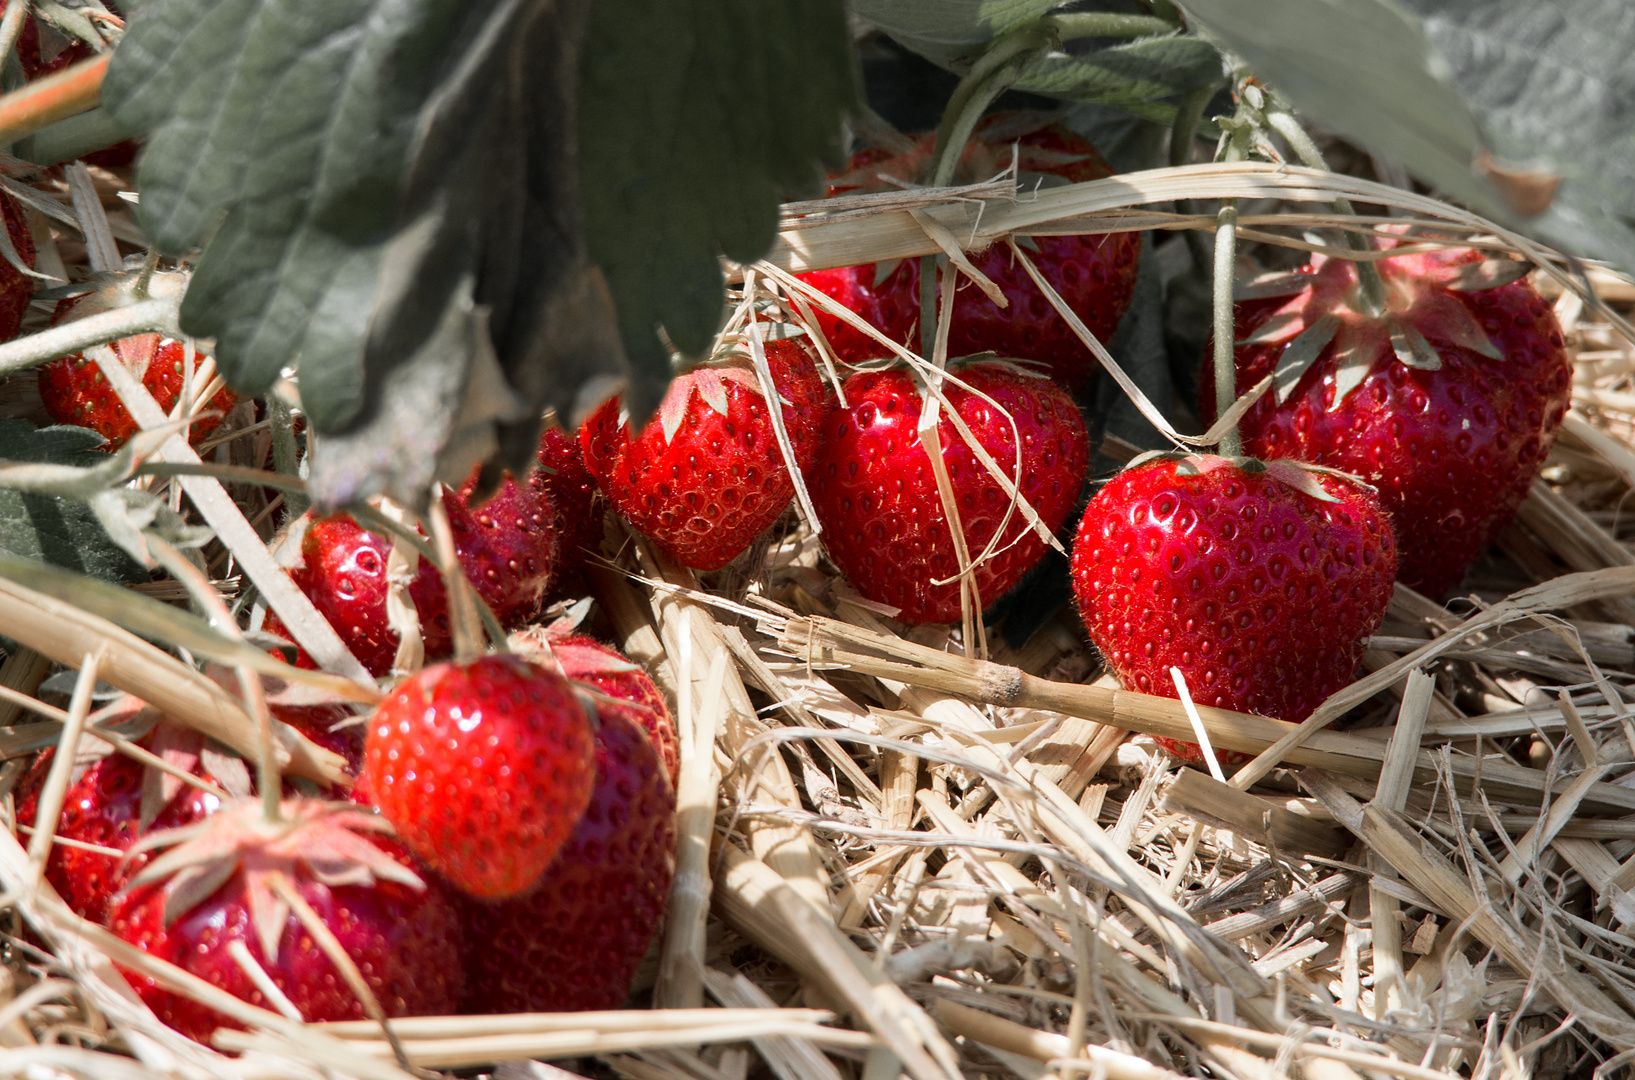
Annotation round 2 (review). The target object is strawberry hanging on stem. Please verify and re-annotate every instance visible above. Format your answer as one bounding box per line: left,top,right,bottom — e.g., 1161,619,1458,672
1202,89,1572,599
1070,82,1399,770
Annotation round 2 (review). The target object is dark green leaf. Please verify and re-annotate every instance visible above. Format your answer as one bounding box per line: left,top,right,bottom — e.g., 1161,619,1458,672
579,0,858,417
1177,0,1635,276
849,0,1066,69
0,421,146,584
102,0,482,403
1013,37,1224,123
1175,0,1493,212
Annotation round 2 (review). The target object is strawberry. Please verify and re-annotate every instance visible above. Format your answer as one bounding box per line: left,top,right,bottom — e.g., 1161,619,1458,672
513,626,679,787
2,1,94,81
809,360,1089,625
450,467,560,627
16,721,222,924
458,706,675,1013
360,655,597,899
107,800,462,1039
534,424,603,597
1070,455,1397,765
285,513,453,677
581,334,830,571
1207,245,1571,598
274,472,558,677
39,335,239,451
797,113,1141,390
18,708,361,925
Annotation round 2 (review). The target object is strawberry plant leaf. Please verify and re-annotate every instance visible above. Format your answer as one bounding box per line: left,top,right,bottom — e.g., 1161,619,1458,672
1011,37,1225,123
1400,0,1635,276
578,0,857,415
1176,0,1635,276
849,0,1067,69
1175,0,1491,211
0,421,146,584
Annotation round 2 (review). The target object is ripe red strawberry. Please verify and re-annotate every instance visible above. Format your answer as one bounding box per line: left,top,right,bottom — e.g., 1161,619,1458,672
810,361,1089,624
581,335,830,571
274,474,558,677
1071,455,1397,765
15,721,221,924
534,425,603,596
360,655,597,899
513,626,679,787
107,800,462,1039
459,707,675,1013
39,334,239,451
18,708,361,925
450,468,560,627
797,113,1141,390
1208,245,1571,598
286,513,453,677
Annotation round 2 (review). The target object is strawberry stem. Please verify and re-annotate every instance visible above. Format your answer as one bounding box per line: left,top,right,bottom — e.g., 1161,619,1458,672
266,389,310,519
1170,82,1219,275
1264,109,1388,317
1212,118,1251,458
920,23,1055,361
0,52,109,146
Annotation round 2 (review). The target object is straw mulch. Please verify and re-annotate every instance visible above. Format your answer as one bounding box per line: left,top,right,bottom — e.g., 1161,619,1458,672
0,153,1633,1080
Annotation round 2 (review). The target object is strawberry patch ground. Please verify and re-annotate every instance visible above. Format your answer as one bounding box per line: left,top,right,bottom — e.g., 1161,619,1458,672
0,4,1632,1080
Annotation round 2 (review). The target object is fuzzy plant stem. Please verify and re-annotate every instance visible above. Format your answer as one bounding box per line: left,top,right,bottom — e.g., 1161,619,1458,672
1210,113,1255,460
1264,109,1388,316
1171,83,1219,274
918,23,1056,362
1212,196,1242,458
0,0,29,90
266,391,310,519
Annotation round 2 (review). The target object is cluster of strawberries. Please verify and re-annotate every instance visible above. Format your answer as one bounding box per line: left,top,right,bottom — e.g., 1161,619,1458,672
15,109,1573,1033
13,431,677,1032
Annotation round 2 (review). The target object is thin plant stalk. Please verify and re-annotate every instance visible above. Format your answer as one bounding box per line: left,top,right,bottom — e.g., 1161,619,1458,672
266,390,310,520
1212,118,1251,457
1264,108,1388,315
918,23,1056,361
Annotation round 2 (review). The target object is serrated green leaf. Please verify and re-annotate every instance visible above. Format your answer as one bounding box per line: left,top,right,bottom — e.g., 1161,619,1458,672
0,421,145,584
1012,37,1225,123
105,0,647,508
1177,0,1635,278
103,0,479,401
1400,0,1635,277
579,0,857,419
1175,0,1495,212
